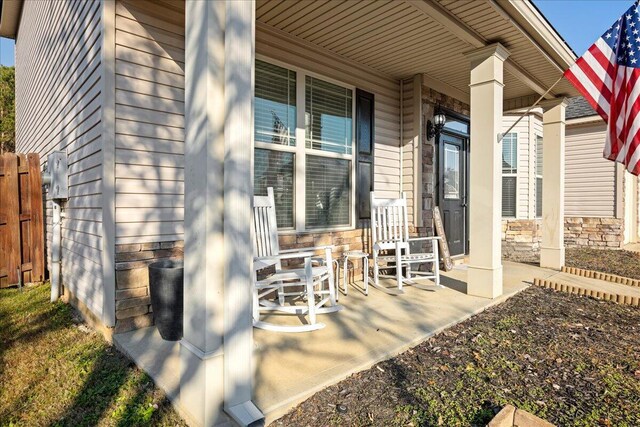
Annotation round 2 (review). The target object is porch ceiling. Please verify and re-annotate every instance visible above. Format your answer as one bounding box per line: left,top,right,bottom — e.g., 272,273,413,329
256,0,580,103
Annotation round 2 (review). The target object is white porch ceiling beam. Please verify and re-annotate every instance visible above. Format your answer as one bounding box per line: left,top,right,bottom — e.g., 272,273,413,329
408,0,558,100
422,73,470,104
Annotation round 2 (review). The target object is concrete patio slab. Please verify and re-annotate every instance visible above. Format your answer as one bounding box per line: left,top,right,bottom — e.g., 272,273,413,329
114,261,559,425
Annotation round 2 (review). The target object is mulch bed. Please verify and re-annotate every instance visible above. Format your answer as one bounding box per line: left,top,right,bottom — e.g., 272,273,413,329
272,286,640,426
566,248,640,281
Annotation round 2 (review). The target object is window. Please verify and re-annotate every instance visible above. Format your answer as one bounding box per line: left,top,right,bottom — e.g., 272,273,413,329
536,135,543,217
305,76,353,154
254,60,297,227
502,133,517,217
254,59,356,230
255,60,296,146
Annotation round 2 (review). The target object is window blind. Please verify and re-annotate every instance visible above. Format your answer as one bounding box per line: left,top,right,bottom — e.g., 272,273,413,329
536,135,543,217
305,155,350,227
501,133,517,217
255,60,296,146
254,149,295,228
305,76,353,154
502,176,517,217
502,133,517,174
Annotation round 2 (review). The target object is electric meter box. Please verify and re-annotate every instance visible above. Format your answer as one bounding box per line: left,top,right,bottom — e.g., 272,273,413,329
46,151,68,200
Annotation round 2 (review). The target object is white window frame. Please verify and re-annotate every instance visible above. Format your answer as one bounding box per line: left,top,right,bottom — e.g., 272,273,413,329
502,132,518,218
255,55,357,233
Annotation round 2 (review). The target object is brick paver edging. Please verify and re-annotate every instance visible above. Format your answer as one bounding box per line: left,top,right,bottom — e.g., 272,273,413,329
561,266,640,287
533,278,640,307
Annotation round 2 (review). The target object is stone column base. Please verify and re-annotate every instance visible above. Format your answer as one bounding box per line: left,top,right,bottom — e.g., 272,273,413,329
467,265,503,299
540,246,565,270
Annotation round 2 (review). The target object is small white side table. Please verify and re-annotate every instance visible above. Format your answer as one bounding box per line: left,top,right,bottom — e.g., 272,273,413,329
341,251,369,298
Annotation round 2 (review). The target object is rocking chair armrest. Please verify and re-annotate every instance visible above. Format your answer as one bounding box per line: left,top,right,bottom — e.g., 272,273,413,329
407,236,442,242
254,251,316,263
279,245,335,254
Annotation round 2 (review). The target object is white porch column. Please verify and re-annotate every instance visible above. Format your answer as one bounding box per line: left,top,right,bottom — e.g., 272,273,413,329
183,1,263,426
539,98,568,270
464,43,510,299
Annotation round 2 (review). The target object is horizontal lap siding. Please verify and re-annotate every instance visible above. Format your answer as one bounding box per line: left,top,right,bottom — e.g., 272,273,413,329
15,0,104,317
256,23,401,200
565,122,616,217
401,78,415,225
114,0,185,245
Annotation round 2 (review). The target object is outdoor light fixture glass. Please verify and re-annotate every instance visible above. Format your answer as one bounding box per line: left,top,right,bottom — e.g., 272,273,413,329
427,106,446,140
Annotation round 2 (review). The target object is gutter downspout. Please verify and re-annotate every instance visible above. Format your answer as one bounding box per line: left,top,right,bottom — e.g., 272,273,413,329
50,199,62,302
42,166,64,303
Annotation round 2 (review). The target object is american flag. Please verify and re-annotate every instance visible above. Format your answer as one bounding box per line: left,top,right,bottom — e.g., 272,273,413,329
564,0,640,175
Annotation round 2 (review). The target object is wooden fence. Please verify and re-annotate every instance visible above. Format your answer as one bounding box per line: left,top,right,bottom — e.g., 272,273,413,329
0,153,45,287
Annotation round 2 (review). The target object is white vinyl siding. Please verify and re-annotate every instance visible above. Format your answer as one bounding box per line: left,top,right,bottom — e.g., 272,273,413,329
14,0,104,316
113,0,185,244
111,11,401,242
401,78,417,225
565,122,616,217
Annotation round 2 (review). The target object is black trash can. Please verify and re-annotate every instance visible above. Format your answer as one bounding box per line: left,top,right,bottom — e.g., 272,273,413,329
148,260,184,341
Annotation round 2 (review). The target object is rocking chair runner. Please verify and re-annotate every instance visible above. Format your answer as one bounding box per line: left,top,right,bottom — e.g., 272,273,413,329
370,192,442,292
252,187,341,332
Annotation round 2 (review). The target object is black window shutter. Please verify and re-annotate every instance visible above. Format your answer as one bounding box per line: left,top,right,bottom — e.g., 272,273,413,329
356,89,375,219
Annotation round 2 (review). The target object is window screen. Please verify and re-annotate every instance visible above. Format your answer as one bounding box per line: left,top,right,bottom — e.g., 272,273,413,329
502,177,517,217
502,133,517,174
305,155,351,228
254,149,295,228
536,135,543,217
502,133,517,217
255,60,296,146
305,76,353,154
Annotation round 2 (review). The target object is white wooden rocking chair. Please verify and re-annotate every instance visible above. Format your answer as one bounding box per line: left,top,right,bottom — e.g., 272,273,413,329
370,192,442,293
252,188,342,332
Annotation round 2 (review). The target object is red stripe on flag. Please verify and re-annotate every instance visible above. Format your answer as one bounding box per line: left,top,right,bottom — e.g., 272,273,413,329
588,43,616,80
575,57,613,101
563,69,610,122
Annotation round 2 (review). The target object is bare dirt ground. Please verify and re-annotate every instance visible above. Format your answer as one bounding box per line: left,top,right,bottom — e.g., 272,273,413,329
273,286,640,427
566,247,640,280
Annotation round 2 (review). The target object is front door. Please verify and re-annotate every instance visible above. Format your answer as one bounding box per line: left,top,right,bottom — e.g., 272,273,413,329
438,131,468,256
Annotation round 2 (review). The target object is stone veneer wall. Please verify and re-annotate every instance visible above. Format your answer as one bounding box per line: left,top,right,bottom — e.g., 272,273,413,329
564,217,624,248
420,87,470,236
502,219,542,263
114,229,374,333
502,217,624,262
114,241,184,333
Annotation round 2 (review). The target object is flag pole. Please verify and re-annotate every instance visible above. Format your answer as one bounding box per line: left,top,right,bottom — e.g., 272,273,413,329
497,73,566,143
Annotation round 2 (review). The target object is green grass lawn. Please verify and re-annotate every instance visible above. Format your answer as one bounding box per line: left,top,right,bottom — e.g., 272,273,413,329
0,284,186,427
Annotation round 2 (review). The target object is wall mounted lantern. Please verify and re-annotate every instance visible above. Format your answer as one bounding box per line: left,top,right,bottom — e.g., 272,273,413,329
427,106,446,140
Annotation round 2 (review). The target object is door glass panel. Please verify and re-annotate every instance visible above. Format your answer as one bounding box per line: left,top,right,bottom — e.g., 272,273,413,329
443,142,460,199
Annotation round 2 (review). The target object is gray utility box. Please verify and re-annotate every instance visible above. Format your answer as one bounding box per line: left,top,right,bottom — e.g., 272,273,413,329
46,151,68,200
